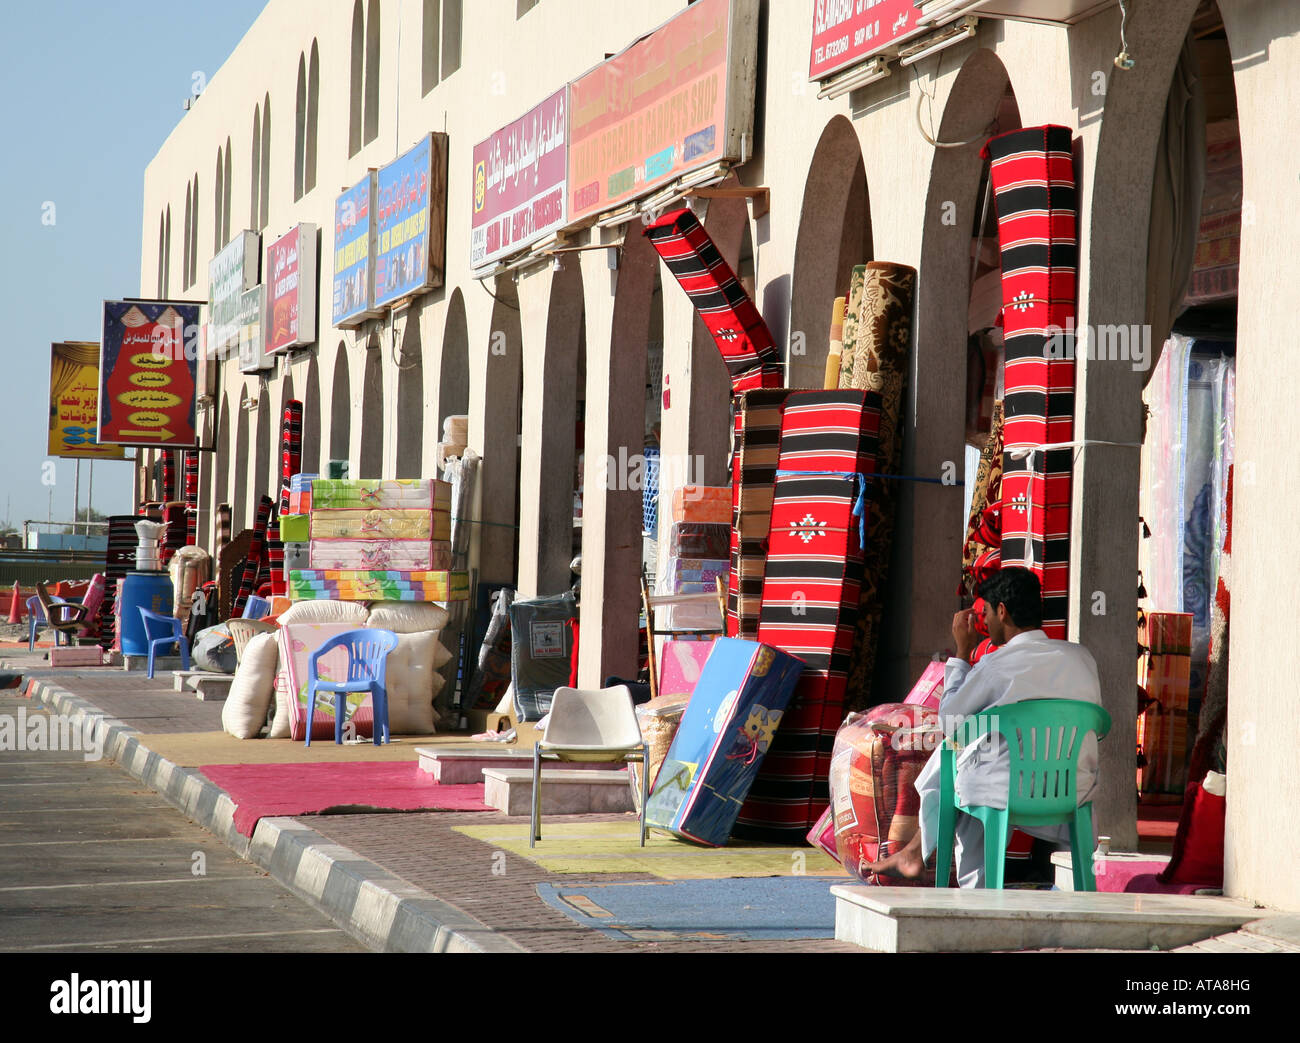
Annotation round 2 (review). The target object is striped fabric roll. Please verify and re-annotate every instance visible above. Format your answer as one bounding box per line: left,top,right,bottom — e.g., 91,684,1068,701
265,521,285,597
183,451,199,546
727,389,794,638
98,514,140,649
982,125,1078,638
161,451,177,503
643,208,783,391
278,400,303,516
233,495,274,617
216,503,232,564
734,390,881,843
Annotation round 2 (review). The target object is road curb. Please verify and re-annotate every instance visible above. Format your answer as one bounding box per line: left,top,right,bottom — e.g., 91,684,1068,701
25,675,525,954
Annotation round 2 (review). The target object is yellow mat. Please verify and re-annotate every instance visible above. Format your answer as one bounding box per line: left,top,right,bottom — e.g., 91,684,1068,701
454,820,850,880
130,730,481,766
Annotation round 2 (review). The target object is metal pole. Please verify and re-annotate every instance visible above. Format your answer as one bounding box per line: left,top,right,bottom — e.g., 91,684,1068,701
87,462,94,534
73,459,81,537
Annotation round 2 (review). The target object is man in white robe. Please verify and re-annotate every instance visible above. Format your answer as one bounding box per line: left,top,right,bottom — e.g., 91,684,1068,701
867,567,1102,887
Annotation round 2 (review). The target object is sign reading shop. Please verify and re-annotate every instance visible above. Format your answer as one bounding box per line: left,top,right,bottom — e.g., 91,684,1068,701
208,231,260,353
471,88,568,269
808,0,926,81
332,172,380,328
374,133,448,309
567,0,757,224
97,300,201,448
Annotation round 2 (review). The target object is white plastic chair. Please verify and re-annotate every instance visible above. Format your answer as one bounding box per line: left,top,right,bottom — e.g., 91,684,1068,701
530,685,648,848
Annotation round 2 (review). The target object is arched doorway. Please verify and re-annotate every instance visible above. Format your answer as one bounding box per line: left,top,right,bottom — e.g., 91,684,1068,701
788,116,872,389
329,343,351,471
252,385,271,513
213,392,232,545
395,302,425,479
480,274,523,585
438,288,470,434
358,345,384,477
301,354,321,476
233,385,250,529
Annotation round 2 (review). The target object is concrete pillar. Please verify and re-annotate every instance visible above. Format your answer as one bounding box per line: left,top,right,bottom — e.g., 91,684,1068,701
1219,0,1300,911
578,234,655,686
515,260,583,598
1068,0,1200,851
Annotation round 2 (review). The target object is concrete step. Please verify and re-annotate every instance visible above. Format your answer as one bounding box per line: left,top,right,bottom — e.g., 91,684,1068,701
483,767,634,816
172,670,234,702
832,884,1257,952
122,654,183,673
415,746,613,785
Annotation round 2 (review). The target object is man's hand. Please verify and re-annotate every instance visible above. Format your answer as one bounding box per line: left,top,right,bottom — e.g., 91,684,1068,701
952,609,979,662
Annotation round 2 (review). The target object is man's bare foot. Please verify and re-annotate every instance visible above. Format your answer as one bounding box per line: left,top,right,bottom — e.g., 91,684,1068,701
864,830,926,879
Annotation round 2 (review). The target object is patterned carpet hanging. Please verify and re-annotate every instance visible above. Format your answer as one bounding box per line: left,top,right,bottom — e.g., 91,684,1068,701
278,400,303,516
643,207,783,392
733,389,881,843
962,401,1005,596
837,261,916,710
983,125,1078,639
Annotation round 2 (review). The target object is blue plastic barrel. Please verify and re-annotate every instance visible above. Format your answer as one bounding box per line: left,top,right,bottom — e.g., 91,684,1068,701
118,572,174,657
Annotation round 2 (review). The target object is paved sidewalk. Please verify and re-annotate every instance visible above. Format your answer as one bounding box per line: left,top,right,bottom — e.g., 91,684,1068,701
5,650,1292,955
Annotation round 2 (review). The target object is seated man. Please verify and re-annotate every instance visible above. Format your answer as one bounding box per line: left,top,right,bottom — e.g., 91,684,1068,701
868,567,1102,887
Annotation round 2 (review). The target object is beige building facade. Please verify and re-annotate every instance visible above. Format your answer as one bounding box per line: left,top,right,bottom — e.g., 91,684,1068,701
138,0,1300,911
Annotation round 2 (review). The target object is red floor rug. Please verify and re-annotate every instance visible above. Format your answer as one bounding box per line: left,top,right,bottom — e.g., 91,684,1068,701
199,761,493,836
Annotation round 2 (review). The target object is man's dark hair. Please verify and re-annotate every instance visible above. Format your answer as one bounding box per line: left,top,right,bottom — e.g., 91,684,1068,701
978,568,1043,629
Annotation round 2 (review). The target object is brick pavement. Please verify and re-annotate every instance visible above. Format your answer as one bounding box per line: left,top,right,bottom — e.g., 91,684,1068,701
306,812,865,953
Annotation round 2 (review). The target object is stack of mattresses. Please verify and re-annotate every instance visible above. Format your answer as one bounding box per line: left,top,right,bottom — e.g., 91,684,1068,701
983,125,1078,639
643,208,783,393
647,638,803,847
289,478,465,603
835,261,917,709
98,514,139,649
288,569,469,603
733,390,881,843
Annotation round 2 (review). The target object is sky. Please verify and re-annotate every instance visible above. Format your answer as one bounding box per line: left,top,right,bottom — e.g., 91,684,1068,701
0,0,267,532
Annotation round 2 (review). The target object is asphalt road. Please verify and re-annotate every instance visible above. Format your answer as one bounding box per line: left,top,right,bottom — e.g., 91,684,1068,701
0,690,366,953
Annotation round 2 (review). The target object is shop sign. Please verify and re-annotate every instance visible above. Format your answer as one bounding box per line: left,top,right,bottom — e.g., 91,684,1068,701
374,133,448,308
47,342,125,459
471,88,568,268
97,301,201,448
332,172,380,327
808,0,926,81
208,231,260,353
267,223,317,354
568,0,756,223
237,285,270,373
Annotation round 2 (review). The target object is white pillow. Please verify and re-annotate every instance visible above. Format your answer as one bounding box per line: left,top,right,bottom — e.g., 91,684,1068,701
278,600,369,627
221,632,279,739
268,669,292,738
367,600,450,634
385,630,447,734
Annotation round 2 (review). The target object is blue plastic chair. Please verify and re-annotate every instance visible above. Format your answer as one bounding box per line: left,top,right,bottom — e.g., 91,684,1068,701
27,596,48,651
305,628,399,747
935,698,1112,891
139,608,192,679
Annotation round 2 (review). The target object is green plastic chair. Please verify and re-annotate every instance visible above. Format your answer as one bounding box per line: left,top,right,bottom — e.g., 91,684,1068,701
934,699,1112,890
